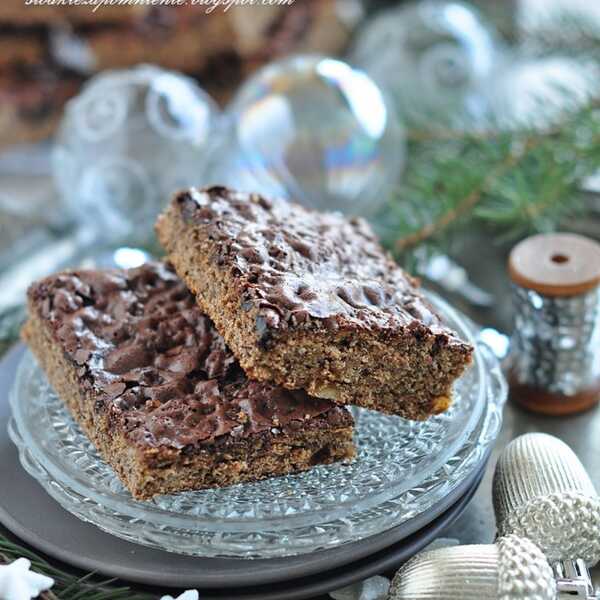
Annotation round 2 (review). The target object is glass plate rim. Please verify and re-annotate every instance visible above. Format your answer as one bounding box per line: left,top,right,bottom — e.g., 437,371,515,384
8,293,507,556
8,343,504,557
10,291,485,530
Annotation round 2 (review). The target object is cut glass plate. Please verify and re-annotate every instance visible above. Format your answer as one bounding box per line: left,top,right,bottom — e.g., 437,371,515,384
9,292,506,558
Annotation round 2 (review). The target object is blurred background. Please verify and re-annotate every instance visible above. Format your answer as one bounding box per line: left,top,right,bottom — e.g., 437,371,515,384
3,5,600,598
1,0,600,351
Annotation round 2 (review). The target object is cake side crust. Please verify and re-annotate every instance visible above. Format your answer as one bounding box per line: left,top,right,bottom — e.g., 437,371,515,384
22,309,355,499
22,313,150,497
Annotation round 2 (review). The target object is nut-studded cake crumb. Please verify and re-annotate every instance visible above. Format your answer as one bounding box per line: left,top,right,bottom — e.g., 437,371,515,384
156,186,473,420
22,262,355,499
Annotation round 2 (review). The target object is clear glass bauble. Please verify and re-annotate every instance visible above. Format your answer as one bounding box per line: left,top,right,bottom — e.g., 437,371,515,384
206,54,404,216
517,0,600,45
487,55,598,130
350,1,499,128
53,64,221,243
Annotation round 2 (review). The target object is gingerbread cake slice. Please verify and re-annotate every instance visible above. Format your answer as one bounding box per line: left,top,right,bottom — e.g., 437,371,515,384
22,262,355,500
156,187,474,420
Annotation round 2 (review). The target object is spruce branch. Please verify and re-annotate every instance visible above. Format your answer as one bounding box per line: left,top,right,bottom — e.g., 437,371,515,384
395,136,537,251
0,535,154,600
382,93,600,257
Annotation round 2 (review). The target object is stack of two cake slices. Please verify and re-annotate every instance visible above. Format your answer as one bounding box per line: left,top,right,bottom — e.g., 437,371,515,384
23,186,473,500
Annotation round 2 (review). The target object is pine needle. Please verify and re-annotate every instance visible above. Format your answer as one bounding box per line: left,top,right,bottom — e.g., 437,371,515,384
0,534,155,600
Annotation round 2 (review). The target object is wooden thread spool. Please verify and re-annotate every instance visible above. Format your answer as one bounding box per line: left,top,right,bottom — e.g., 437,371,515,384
508,232,600,415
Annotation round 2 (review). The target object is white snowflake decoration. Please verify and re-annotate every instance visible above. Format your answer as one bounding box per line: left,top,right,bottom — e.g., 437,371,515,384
0,558,54,600
160,590,199,600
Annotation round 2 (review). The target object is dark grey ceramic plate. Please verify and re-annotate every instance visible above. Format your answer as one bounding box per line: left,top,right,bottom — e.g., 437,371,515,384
0,345,485,598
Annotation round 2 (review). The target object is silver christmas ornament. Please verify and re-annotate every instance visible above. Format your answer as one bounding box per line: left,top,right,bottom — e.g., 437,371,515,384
329,575,390,600
350,0,500,128
554,559,597,599
493,433,600,566
53,64,221,243
388,534,556,600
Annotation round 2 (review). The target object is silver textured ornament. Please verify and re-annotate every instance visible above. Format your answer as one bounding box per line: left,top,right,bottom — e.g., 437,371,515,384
388,534,556,600
554,559,597,599
493,433,600,566
508,233,600,415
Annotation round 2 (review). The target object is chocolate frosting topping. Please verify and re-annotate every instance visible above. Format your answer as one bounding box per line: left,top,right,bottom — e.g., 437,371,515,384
175,187,463,344
28,262,350,451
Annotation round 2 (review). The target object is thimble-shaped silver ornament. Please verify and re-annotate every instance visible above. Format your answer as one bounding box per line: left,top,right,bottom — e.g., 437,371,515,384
493,433,600,566
553,559,597,599
508,233,600,415
388,534,556,600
